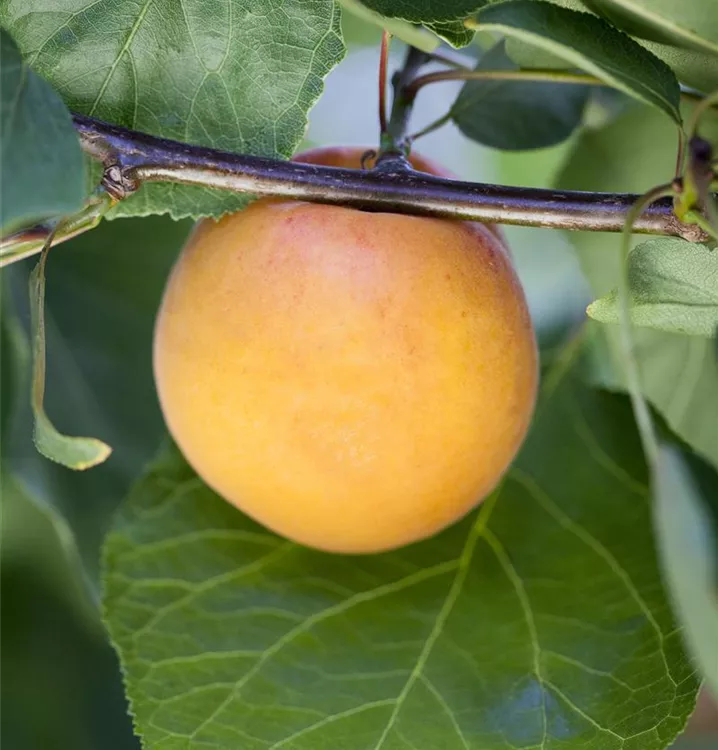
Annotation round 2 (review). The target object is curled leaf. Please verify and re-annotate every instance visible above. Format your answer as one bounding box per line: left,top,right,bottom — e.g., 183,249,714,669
29,235,112,470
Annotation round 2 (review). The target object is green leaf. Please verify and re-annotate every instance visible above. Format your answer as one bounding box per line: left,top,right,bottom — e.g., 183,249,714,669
1,474,139,749
499,0,597,70
358,0,491,24
338,0,475,50
474,0,682,124
451,41,589,150
639,41,718,93
0,1,345,221
580,0,718,57
0,28,85,235
3,215,192,578
654,444,718,695
338,0,443,52
503,0,718,92
587,239,718,337
556,101,718,470
103,343,698,749
28,244,112,470
0,295,28,444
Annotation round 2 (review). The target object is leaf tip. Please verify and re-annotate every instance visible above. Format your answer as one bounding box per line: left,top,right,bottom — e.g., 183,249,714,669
32,424,113,470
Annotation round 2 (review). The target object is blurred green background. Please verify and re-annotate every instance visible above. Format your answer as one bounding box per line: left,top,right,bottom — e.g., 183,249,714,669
1,10,716,750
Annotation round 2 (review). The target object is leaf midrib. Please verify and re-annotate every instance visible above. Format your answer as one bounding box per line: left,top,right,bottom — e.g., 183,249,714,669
88,0,154,119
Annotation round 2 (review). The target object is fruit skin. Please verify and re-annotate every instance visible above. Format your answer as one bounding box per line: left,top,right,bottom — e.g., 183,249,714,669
153,146,538,554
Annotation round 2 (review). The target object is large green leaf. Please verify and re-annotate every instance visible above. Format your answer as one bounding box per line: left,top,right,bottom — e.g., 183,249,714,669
103,343,698,749
501,0,594,70
475,0,682,124
451,41,589,150
0,28,85,235
587,238,718,337
2,215,192,579
654,444,718,697
557,102,718,471
581,0,718,56
0,1,344,220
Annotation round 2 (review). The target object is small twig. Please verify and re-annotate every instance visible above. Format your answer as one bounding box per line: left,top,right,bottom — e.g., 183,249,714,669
4,48,713,267
71,112,708,240
379,46,432,162
2,103,711,266
408,111,452,143
411,48,718,110
405,68,606,99
0,189,115,268
405,65,718,111
674,129,686,180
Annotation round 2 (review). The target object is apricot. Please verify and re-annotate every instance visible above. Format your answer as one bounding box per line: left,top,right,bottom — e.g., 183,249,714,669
153,146,538,553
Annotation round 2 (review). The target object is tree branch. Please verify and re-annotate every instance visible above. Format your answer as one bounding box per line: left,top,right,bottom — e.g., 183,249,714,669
70,112,707,241
1,80,709,269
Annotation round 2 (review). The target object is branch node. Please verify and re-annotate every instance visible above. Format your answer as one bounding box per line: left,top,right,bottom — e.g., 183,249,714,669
374,151,413,173
668,216,709,243
102,163,139,200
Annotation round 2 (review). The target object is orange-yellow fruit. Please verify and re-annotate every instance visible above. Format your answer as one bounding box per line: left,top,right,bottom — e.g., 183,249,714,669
153,146,538,553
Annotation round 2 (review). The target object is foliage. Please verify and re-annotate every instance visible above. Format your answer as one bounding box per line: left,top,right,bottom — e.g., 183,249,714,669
0,0,345,220
357,0,491,24
653,445,718,697
557,102,718,471
476,0,681,123
104,352,698,749
0,29,85,234
1,475,139,750
451,41,590,150
581,0,718,55
2,215,192,576
587,239,718,337
1,0,718,748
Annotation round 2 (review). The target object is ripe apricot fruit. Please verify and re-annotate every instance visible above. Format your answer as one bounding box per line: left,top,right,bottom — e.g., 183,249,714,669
153,146,538,553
